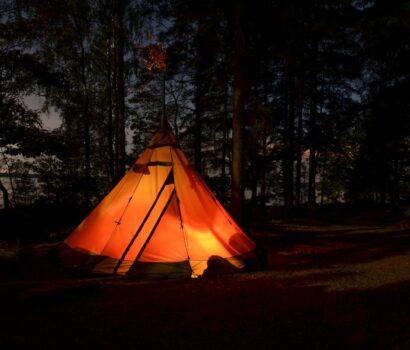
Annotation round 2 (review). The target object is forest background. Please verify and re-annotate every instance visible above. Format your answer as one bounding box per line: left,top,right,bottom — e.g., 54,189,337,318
1,0,409,242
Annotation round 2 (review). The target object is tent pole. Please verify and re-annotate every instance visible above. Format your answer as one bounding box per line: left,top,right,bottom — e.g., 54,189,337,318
161,71,166,128
133,189,176,265
170,149,192,273
113,169,173,275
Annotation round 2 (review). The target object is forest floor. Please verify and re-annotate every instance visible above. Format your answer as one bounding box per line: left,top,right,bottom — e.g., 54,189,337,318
0,209,410,349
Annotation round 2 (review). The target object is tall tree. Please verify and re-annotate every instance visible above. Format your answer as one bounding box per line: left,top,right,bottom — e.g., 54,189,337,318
281,1,296,211
193,11,206,174
231,0,247,223
349,0,410,206
114,0,126,180
0,0,58,207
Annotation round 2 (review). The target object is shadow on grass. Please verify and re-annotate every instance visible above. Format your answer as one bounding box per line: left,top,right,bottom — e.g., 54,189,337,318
252,219,410,271
1,274,410,349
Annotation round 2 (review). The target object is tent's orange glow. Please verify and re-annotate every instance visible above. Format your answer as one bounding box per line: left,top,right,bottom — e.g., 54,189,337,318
62,125,256,277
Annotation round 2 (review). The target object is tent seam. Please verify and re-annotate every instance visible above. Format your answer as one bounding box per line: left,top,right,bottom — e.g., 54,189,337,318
170,148,192,267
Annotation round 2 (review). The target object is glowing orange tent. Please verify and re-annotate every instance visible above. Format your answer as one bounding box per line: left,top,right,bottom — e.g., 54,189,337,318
60,125,256,277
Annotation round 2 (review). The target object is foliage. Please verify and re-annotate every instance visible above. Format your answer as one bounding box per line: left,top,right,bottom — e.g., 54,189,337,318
0,0,409,214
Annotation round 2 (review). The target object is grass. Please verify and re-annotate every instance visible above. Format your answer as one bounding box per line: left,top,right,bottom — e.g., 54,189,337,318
0,210,409,349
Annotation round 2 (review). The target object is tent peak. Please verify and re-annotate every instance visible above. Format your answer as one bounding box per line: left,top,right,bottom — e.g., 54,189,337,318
148,122,179,148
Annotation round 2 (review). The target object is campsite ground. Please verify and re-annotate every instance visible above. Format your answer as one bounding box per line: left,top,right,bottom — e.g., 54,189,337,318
0,208,410,350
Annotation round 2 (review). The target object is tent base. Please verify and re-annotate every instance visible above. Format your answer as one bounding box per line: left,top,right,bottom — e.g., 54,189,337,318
59,243,257,278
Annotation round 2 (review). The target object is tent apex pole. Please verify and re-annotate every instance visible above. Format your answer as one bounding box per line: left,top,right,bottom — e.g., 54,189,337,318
161,71,166,128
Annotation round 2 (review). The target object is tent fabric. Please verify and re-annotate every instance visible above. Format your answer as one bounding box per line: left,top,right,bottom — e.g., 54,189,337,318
60,125,256,277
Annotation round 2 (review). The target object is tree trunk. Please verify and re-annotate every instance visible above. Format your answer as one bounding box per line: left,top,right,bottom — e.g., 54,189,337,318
320,155,325,206
260,131,267,210
231,0,247,224
0,179,10,209
114,0,126,181
194,16,206,175
282,2,295,212
259,72,270,212
295,101,303,206
2,154,15,207
107,14,115,186
283,73,295,211
391,139,399,209
80,41,91,205
308,80,317,209
221,68,229,201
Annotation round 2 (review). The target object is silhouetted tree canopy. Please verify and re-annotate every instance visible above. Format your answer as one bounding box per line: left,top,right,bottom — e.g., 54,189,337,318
0,0,408,213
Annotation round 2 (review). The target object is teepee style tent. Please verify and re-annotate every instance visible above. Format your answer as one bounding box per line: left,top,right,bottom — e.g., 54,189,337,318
60,125,256,278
